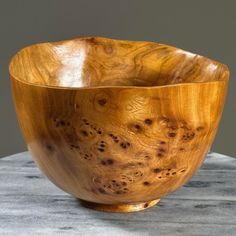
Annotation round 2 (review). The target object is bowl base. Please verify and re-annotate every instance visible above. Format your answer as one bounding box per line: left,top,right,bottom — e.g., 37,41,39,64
79,199,160,213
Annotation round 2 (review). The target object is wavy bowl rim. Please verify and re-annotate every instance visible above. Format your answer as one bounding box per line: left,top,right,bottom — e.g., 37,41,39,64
9,36,230,90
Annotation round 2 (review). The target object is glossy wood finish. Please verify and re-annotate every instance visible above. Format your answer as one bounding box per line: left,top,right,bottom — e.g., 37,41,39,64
9,37,229,212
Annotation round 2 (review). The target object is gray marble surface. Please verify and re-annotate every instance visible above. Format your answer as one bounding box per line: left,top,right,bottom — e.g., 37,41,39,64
0,152,236,236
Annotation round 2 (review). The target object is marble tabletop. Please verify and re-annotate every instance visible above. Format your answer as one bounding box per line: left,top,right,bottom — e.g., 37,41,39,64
0,152,236,236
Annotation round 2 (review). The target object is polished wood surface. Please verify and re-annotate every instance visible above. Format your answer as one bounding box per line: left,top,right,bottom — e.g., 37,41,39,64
9,37,229,212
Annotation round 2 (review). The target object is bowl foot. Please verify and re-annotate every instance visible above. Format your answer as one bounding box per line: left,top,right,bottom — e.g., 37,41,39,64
79,199,160,213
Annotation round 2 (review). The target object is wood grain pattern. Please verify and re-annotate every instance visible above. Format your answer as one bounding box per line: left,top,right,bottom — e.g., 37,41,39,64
9,37,230,212
1,152,236,236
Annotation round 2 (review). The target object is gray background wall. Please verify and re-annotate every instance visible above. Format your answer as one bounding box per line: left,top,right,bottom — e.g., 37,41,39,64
0,0,235,157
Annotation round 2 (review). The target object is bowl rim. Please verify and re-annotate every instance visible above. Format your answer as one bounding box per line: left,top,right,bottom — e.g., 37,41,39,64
9,36,230,90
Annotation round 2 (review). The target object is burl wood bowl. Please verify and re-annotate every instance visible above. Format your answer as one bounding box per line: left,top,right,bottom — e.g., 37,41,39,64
10,37,229,212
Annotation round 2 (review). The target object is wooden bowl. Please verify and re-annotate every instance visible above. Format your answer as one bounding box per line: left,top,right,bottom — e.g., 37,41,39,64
9,37,229,212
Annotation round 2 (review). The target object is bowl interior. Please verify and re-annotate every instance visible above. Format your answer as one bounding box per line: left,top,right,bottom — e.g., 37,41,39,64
9,37,229,88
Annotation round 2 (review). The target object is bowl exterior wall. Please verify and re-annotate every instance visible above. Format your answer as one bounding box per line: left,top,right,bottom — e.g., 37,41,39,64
11,78,228,204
